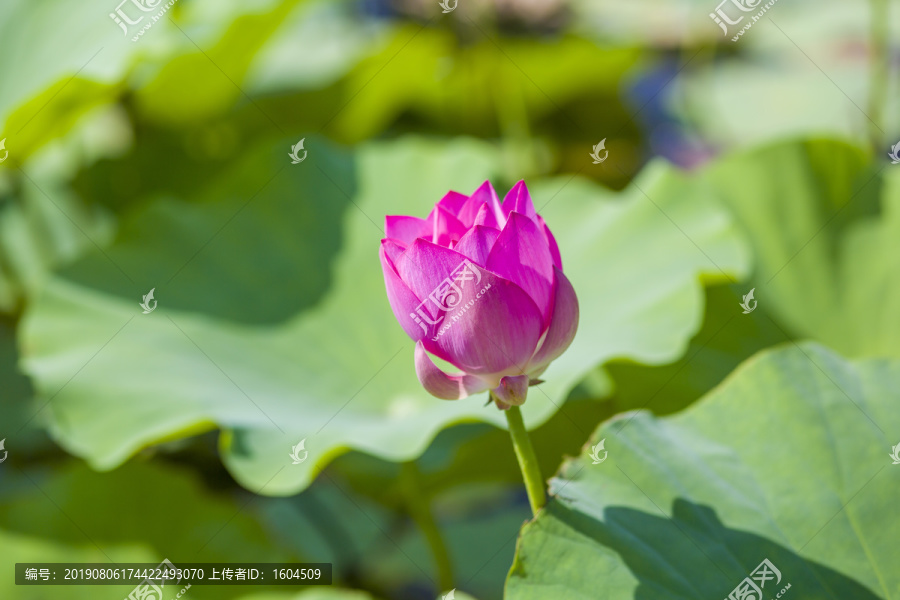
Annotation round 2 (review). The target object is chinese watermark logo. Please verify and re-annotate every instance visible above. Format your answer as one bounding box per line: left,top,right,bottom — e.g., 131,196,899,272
710,0,780,41
888,142,900,165
740,288,757,314
110,0,181,42
0,439,7,464
110,0,159,35
710,0,754,35
409,260,491,342
890,443,900,465
140,288,157,314
0,139,7,163
589,439,608,464
289,139,307,164
290,440,308,465
439,0,458,13
590,139,608,164
725,558,789,600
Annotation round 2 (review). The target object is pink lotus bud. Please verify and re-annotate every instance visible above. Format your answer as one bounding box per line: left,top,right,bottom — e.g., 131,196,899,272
379,181,579,409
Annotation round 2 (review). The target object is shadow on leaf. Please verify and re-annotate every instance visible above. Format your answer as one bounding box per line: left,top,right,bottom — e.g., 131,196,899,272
546,498,879,599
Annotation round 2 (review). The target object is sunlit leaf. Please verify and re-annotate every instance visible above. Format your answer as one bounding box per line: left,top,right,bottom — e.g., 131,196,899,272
507,343,899,599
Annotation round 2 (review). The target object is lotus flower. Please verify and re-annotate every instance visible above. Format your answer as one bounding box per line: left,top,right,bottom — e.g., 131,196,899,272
379,181,578,409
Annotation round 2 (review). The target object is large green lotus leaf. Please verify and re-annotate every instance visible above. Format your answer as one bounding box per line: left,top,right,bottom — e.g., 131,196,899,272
702,138,900,358
506,343,899,599
20,137,746,495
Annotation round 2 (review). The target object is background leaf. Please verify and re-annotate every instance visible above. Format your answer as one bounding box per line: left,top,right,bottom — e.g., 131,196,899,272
702,139,900,358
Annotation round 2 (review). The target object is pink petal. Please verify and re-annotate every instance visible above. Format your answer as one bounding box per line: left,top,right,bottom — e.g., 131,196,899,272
433,205,468,247
491,374,530,409
536,215,562,270
529,267,579,370
486,211,555,323
455,195,484,229
385,215,428,245
501,180,537,221
380,241,429,342
381,237,409,266
436,191,470,214
453,225,500,266
470,181,505,227
396,238,544,376
415,341,490,400
473,202,501,229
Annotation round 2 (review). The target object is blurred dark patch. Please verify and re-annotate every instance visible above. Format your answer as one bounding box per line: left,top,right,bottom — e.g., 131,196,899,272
799,138,883,242
626,56,719,170
0,315,49,454
157,430,236,492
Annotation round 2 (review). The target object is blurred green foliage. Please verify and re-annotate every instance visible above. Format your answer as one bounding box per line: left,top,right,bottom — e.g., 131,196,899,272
1,0,898,599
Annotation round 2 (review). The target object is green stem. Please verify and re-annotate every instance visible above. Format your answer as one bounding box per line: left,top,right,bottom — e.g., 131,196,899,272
502,403,546,517
400,462,454,592
867,0,888,150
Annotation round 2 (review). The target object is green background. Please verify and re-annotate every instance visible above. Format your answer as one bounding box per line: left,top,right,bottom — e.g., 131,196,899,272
1,0,898,598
